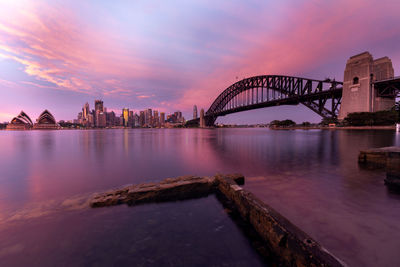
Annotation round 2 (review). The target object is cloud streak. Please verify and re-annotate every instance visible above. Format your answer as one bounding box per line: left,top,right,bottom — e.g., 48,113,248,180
0,0,399,121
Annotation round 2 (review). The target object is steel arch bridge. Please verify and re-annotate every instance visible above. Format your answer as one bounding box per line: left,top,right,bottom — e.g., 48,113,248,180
188,75,343,127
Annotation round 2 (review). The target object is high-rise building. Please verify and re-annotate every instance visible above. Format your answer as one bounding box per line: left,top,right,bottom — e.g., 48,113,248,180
193,105,198,119
145,109,152,126
139,111,145,127
122,108,129,127
87,113,94,126
134,114,139,127
97,112,106,127
106,111,116,127
95,100,104,112
160,112,165,126
153,110,159,127
83,102,90,120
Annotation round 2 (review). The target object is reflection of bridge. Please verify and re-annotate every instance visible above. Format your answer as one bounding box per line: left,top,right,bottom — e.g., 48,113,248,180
188,75,343,127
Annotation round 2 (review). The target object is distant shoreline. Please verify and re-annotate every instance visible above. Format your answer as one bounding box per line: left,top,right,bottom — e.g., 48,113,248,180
269,125,396,130
0,125,397,131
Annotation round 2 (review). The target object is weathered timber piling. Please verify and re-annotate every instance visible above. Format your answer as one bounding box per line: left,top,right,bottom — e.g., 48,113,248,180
90,174,345,267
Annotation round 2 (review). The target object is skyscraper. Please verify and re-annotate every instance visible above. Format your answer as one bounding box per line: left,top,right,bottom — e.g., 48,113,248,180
139,111,145,127
193,105,198,119
83,102,90,120
153,110,159,127
97,112,106,127
122,108,129,127
95,100,104,112
160,112,165,126
145,109,152,126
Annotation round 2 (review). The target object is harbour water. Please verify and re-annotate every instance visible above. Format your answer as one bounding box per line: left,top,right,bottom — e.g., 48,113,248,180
0,128,399,266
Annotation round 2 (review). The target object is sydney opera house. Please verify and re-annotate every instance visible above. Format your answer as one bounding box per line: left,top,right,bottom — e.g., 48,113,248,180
7,110,59,130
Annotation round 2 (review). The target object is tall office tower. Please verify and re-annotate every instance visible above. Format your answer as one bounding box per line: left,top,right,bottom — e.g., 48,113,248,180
83,102,90,120
200,108,205,128
122,108,129,127
106,111,116,127
128,110,134,127
94,100,104,112
134,114,139,127
98,112,106,127
87,113,94,126
153,110,159,127
77,112,83,124
145,109,152,126
160,112,165,126
139,111,145,127
95,110,100,127
193,105,198,119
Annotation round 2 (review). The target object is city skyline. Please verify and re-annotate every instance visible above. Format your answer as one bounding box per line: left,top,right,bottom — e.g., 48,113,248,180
72,99,184,128
1,0,400,124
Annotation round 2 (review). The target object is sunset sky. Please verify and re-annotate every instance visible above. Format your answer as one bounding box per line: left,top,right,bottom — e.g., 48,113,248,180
0,0,399,123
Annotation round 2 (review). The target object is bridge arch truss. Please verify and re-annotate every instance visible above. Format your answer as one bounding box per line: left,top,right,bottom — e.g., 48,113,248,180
205,75,343,126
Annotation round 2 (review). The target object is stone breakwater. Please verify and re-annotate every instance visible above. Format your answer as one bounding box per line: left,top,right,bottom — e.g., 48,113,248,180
90,174,345,267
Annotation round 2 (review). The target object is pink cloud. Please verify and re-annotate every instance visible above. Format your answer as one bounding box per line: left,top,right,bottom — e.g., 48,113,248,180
175,0,400,112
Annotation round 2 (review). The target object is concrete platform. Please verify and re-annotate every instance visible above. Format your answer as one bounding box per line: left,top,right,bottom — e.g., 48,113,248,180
358,146,400,170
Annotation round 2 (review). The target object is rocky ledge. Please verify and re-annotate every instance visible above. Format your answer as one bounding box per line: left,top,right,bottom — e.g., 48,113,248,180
90,174,345,267
90,174,244,208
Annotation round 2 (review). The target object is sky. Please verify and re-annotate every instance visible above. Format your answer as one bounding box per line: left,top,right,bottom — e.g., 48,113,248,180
0,0,399,124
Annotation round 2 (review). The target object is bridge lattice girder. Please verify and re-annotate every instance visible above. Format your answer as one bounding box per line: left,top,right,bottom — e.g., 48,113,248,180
204,75,343,126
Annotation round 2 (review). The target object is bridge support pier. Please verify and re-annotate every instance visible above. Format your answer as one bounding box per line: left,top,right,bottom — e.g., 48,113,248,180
338,52,395,120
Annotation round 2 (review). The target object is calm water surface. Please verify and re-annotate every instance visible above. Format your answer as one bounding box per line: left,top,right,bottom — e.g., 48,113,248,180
0,128,400,266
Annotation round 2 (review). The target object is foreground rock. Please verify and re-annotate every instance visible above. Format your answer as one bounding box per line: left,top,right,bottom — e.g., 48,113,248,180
90,174,244,208
90,174,345,267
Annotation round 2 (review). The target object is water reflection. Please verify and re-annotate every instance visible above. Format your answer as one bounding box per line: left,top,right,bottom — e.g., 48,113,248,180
0,128,399,266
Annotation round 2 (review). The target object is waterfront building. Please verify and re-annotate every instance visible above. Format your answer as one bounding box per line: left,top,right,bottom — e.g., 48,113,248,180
77,112,83,123
160,112,165,126
6,111,33,130
122,108,129,127
134,114,139,127
128,110,135,127
87,113,94,127
33,110,58,129
106,111,116,127
114,116,121,126
153,110,159,127
145,109,152,126
193,105,198,119
200,108,205,128
97,112,106,127
139,111,145,127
